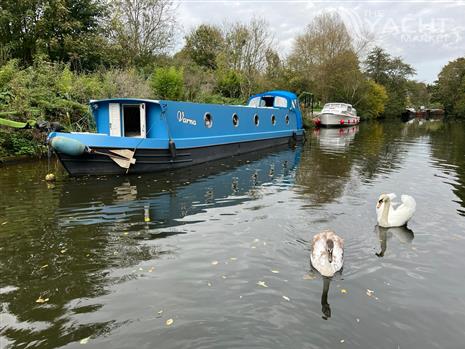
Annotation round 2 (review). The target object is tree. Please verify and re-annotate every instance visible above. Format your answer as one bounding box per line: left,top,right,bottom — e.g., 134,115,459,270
433,57,465,117
0,0,107,69
364,47,415,117
288,13,355,102
357,80,388,118
112,0,177,65
150,66,184,100
184,24,224,70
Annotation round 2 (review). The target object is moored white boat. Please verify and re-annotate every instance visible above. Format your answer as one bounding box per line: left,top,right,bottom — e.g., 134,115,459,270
314,103,360,127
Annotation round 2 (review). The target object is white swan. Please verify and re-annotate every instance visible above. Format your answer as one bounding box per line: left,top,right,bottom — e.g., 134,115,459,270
311,230,344,277
376,193,416,228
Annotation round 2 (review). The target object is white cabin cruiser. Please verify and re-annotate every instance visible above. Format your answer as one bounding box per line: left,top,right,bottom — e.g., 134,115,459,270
315,103,360,127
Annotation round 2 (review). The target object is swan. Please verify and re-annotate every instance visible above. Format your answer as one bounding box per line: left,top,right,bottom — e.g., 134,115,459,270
376,193,416,228
310,230,344,277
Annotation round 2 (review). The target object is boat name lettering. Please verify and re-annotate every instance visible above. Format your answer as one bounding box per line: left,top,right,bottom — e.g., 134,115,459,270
177,111,197,126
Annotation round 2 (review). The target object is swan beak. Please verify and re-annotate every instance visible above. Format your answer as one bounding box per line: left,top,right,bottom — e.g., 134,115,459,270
376,202,381,209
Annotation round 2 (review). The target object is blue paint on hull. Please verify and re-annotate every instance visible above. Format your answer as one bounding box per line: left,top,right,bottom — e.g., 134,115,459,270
48,90,305,175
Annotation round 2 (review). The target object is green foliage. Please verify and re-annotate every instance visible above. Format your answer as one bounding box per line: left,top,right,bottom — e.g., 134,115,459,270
216,69,243,98
357,80,388,119
150,66,184,100
433,57,465,117
0,129,43,157
364,47,416,117
0,0,109,70
184,24,224,69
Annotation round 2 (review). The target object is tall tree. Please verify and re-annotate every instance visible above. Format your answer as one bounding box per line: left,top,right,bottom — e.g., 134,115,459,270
288,12,355,102
0,0,107,69
112,0,177,65
364,47,415,117
433,57,465,116
184,24,224,70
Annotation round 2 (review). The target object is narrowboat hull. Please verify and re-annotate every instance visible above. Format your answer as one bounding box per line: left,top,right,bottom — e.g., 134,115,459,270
55,134,304,176
318,113,360,127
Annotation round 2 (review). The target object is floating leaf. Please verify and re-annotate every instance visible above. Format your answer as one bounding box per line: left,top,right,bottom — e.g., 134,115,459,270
257,281,268,288
158,310,163,314
166,318,174,326
366,289,374,297
282,296,290,301
356,318,360,323
60,249,67,254
253,238,259,243
211,261,219,265
222,275,227,279
271,270,279,274
207,282,212,287
35,296,49,303
340,339,345,343
1,221,7,225
229,257,237,261
80,337,90,344
251,246,256,249
303,274,316,280
341,289,347,294
40,264,48,269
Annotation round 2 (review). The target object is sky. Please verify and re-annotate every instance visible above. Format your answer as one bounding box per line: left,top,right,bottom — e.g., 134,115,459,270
176,0,465,83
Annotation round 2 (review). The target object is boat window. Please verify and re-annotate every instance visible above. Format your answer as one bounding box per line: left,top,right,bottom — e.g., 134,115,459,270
347,106,352,112
248,97,260,107
261,96,275,107
254,114,260,126
271,115,276,125
232,113,239,127
123,104,142,137
285,114,289,125
204,113,213,128
274,96,288,108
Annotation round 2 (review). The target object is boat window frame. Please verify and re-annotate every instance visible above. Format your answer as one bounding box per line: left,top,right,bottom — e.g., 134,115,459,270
204,112,213,128
254,114,260,126
232,113,239,127
248,97,261,107
274,96,288,108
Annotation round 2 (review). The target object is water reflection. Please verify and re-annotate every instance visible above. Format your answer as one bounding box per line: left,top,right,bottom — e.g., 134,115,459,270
313,126,359,152
57,146,301,231
375,225,414,257
320,277,332,320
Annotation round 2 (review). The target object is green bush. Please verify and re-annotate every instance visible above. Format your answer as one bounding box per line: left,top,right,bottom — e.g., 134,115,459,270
150,66,184,100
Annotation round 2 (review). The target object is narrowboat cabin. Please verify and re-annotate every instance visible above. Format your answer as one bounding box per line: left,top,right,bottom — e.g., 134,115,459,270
48,90,305,176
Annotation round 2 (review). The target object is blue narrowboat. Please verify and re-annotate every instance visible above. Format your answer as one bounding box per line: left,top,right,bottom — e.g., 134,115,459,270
48,90,305,176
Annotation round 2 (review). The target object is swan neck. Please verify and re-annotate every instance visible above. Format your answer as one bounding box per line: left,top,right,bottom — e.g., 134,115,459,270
381,202,390,225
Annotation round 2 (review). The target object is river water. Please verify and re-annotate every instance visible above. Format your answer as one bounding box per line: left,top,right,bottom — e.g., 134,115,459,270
1,120,465,349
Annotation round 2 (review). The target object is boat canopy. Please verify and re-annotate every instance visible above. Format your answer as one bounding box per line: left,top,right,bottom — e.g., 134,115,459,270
247,90,298,109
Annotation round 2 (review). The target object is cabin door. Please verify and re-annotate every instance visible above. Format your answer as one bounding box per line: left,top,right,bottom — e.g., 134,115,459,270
139,103,146,138
109,103,121,137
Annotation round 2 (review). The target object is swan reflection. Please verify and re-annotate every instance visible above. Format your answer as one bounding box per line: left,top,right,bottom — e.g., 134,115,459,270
375,225,414,257
321,277,332,320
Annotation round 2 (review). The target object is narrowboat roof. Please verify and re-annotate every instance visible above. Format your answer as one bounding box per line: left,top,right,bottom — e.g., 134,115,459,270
89,98,160,105
250,90,298,100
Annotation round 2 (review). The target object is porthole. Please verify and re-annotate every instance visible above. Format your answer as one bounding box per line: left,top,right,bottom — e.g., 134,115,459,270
232,113,239,127
204,113,213,128
271,115,276,126
285,114,289,125
254,114,260,126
